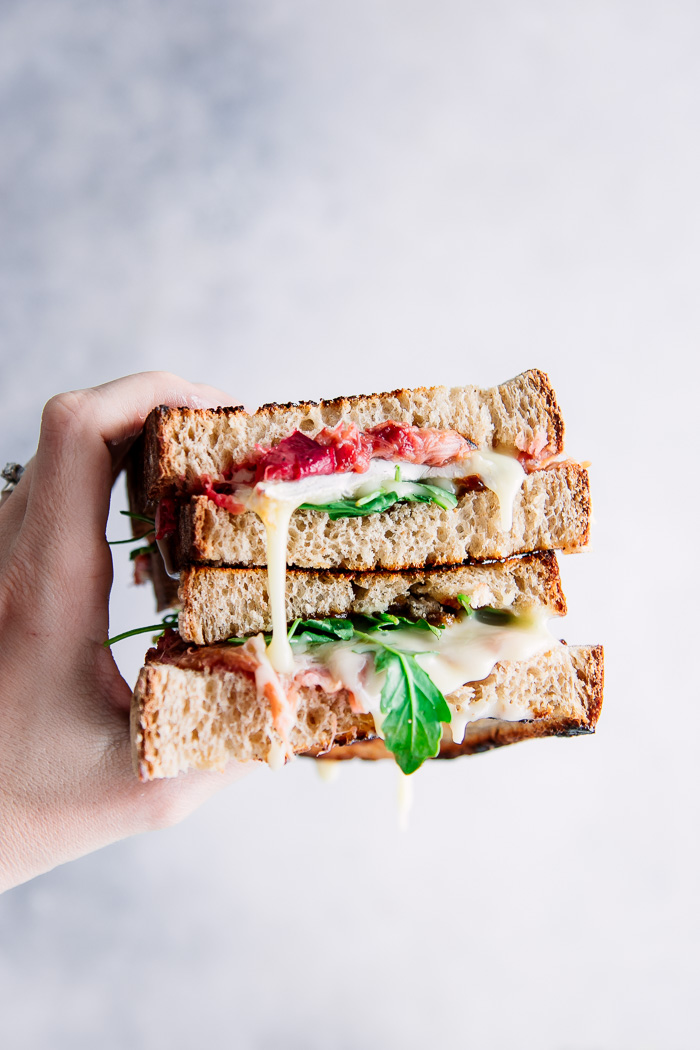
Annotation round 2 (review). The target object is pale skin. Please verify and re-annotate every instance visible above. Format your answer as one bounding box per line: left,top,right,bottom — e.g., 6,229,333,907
0,372,248,894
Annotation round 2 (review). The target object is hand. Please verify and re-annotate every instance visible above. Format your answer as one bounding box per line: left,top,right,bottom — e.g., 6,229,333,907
0,373,248,893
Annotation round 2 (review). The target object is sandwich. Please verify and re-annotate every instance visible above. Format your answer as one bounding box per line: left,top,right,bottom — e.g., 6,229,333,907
125,369,603,779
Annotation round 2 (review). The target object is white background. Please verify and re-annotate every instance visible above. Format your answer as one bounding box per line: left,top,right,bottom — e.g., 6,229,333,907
1,2,698,1047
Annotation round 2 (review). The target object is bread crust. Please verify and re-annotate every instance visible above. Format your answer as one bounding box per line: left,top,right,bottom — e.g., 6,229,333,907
137,369,565,503
131,644,603,780
176,551,567,644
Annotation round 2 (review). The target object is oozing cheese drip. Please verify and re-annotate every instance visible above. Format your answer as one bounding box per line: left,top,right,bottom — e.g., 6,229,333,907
463,451,525,531
239,450,526,673
245,488,297,673
397,769,414,831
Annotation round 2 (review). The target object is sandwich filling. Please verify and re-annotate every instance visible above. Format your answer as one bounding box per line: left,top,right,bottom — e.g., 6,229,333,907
148,603,557,773
156,421,539,673
243,452,527,673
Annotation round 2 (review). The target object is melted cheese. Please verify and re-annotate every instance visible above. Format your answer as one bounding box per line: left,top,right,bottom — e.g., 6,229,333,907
316,760,341,783
239,449,526,672
266,737,287,771
156,537,179,579
308,609,556,742
459,450,525,531
245,488,298,673
397,768,414,831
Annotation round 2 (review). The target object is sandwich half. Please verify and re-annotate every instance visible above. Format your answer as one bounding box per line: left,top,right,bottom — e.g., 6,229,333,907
131,552,603,779
128,369,591,582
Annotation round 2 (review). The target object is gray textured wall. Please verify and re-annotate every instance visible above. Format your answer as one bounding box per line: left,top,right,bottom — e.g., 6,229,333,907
1,2,698,1048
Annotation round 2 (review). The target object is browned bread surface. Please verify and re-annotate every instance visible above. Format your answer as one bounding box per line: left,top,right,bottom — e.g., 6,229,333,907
140,369,564,503
174,462,590,571
131,644,603,780
177,551,567,644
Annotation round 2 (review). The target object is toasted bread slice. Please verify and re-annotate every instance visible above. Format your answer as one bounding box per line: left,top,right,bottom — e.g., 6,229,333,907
176,551,567,645
138,369,564,504
172,461,590,571
131,644,603,780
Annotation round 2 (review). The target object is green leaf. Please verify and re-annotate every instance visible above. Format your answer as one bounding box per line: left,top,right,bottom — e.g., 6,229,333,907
129,542,157,561
120,510,156,526
291,617,356,643
374,647,451,775
353,612,444,638
103,612,178,647
287,618,302,639
300,481,458,520
456,593,473,615
302,492,400,519
353,611,401,631
412,617,445,639
413,483,458,511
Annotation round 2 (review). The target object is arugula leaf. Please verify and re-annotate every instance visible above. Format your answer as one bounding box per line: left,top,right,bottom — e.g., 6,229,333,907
374,646,452,775
289,617,356,644
302,492,399,519
456,593,473,615
129,542,157,561
353,611,444,638
410,482,459,510
109,510,156,545
300,482,458,520
411,617,445,639
352,611,402,630
104,612,178,647
119,510,156,526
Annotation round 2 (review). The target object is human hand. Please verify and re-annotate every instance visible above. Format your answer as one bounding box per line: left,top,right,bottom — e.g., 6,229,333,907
0,373,248,893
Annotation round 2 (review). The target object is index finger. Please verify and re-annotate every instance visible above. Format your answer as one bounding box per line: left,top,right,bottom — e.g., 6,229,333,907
26,371,239,551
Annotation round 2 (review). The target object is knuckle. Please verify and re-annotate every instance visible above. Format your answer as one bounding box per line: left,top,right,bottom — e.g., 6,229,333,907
141,369,183,390
41,389,92,436
137,782,197,832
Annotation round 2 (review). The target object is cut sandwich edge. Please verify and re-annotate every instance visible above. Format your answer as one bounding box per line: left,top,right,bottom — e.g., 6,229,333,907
131,644,604,781
139,369,566,503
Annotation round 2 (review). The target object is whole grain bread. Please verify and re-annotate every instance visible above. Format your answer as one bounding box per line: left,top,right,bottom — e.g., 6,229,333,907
131,644,603,780
177,551,566,644
139,369,564,503
173,462,590,571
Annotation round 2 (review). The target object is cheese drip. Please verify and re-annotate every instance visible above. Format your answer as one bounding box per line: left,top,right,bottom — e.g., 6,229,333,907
245,488,297,673
240,450,526,672
462,450,525,531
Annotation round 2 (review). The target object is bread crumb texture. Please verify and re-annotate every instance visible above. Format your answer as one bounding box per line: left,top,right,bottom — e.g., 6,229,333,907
177,463,589,573
177,551,566,644
131,644,603,779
